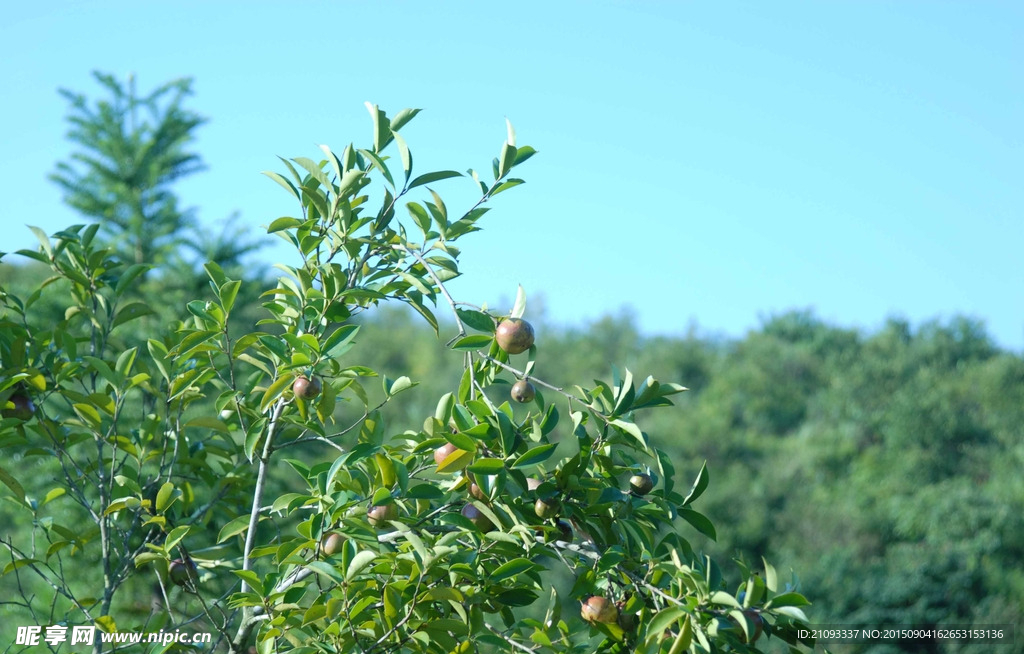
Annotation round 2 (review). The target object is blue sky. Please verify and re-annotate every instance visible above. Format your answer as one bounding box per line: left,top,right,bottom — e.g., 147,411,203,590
2,1,1021,350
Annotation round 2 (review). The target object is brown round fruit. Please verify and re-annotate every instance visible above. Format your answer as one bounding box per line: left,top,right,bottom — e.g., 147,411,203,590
495,318,535,354
2,393,35,421
321,532,345,556
629,473,654,496
433,442,464,466
581,596,619,624
367,503,398,527
168,558,198,587
461,504,493,531
292,375,322,400
469,482,488,502
534,497,560,519
510,380,536,403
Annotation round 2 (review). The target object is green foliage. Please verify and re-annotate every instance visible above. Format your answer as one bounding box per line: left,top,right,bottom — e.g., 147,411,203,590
0,106,810,653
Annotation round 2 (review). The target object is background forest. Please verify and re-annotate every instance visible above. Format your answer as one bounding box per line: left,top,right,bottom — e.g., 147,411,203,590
1,72,1021,653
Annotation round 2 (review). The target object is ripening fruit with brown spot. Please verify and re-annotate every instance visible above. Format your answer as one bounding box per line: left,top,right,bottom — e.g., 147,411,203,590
629,473,654,496
434,442,464,466
292,375,322,399
367,504,398,527
510,380,536,403
461,504,494,531
495,318,535,354
169,558,198,587
581,596,618,624
320,532,345,556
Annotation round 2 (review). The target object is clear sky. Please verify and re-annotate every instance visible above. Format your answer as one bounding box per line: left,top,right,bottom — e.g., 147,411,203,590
2,1,1021,350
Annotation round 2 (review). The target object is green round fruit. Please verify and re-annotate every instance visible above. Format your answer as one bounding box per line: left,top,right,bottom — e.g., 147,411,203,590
581,596,618,624
495,318,535,354
534,497,560,519
629,473,654,496
510,380,536,403
292,375,322,399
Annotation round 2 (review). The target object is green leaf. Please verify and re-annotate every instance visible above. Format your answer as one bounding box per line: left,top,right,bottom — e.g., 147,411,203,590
28,225,53,258
365,102,392,152
408,170,462,189
666,616,692,654
260,374,293,413
393,131,412,182
773,606,809,622
467,458,505,474
323,324,360,358
384,376,414,396
306,560,346,585
407,202,431,233
346,550,377,581
164,525,190,551
710,591,742,609
644,607,686,644
766,592,810,608
389,107,421,132
0,467,26,504
112,302,154,329
217,515,251,543
511,443,557,469
763,557,778,593
268,217,303,233
114,264,151,296
263,171,301,200
397,270,434,298
232,570,265,595
358,149,394,189
682,461,709,506
490,558,535,583
292,156,332,191
456,309,494,333
155,482,176,513
679,508,716,540
514,146,537,165
610,419,648,450
450,334,493,351
437,447,475,474
219,280,241,314
510,285,526,319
